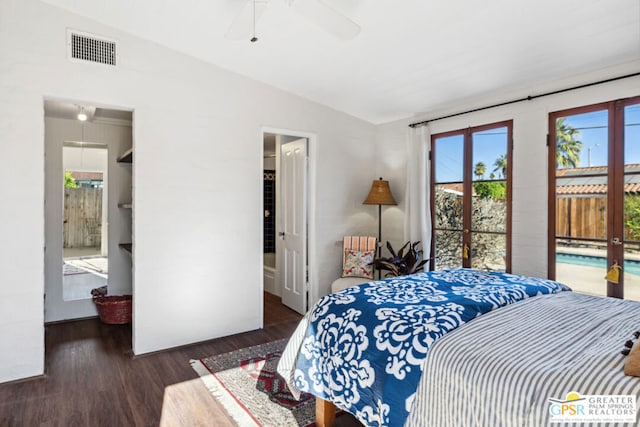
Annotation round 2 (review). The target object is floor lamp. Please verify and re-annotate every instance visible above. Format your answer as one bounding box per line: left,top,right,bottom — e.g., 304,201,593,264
363,177,397,279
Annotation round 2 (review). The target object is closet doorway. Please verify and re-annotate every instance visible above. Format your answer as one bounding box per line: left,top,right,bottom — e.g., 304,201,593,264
44,99,133,322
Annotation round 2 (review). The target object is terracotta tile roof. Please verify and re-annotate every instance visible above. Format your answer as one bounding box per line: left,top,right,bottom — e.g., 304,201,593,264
556,164,640,177
556,164,640,195
556,183,640,195
438,165,640,196
556,165,608,177
438,183,464,194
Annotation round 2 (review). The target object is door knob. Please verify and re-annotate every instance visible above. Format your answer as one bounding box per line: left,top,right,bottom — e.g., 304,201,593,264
611,237,622,246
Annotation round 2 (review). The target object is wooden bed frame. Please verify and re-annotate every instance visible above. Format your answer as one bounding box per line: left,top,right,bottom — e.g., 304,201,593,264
316,397,336,427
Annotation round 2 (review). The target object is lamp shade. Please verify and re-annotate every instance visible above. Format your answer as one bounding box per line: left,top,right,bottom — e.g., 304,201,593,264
363,177,397,205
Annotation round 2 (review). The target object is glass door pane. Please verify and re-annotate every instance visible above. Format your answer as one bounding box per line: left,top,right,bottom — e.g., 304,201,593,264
623,102,640,301
471,127,508,271
433,134,464,269
554,109,608,296
434,229,463,269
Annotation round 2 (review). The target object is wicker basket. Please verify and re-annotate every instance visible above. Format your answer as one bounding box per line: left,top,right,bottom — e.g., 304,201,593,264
93,295,132,324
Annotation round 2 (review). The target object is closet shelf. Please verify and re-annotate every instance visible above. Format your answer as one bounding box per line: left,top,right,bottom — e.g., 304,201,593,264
118,144,133,259
116,148,133,164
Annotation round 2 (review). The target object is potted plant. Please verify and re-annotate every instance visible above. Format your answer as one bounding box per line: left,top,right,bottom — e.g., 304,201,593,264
371,241,428,277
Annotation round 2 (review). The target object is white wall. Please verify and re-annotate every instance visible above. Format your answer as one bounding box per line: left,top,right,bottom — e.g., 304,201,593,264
0,0,376,383
45,117,132,322
263,157,276,171
63,145,108,172
376,62,640,279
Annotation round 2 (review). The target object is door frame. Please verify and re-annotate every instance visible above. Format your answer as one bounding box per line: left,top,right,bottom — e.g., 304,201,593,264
547,102,610,283
44,97,134,322
261,127,317,311
548,95,640,299
430,120,513,271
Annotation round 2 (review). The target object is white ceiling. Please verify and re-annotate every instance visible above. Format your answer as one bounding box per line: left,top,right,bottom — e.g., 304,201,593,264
44,100,132,123
42,0,640,124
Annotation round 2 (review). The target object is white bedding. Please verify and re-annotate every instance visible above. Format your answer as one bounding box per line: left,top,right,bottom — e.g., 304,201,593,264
409,292,640,426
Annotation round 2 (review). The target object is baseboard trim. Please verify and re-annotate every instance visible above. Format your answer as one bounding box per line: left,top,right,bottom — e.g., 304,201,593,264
130,328,265,360
44,315,100,326
1,373,46,386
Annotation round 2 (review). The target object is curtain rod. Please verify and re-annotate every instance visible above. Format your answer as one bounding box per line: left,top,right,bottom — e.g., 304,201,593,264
408,71,640,128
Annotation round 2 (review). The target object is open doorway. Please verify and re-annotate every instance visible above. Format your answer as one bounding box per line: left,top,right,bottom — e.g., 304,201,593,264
263,133,277,298
262,130,312,318
44,99,133,322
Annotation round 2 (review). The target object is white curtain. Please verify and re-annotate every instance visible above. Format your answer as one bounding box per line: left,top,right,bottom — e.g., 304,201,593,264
403,125,432,267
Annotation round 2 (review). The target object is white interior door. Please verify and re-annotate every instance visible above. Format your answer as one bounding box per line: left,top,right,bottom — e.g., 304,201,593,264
279,138,308,314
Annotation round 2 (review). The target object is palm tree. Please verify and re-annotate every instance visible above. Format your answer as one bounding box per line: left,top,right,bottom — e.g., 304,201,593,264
556,118,583,168
474,161,486,179
493,154,507,178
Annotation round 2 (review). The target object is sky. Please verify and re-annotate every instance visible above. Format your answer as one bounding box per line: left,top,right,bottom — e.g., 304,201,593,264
434,128,508,183
564,104,640,168
434,103,640,183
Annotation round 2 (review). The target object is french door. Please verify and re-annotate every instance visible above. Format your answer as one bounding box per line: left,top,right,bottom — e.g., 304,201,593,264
431,121,512,271
549,96,640,300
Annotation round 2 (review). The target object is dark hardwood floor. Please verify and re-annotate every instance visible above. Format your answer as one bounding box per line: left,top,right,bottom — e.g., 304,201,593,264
0,293,360,427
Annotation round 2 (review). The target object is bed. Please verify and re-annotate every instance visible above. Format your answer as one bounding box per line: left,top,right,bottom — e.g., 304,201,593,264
277,268,640,426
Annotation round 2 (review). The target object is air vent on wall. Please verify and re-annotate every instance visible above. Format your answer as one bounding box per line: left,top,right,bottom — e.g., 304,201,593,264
68,30,117,66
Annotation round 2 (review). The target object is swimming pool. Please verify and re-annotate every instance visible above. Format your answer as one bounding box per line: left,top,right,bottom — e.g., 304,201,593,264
556,253,640,276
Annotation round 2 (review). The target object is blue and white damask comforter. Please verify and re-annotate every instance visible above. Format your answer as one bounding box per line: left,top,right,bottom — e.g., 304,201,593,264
277,269,570,426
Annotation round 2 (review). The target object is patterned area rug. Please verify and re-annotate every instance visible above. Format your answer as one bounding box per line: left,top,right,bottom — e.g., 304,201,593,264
190,339,316,427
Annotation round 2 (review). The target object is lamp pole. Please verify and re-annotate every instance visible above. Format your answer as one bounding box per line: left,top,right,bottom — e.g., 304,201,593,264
377,204,382,279
363,177,397,280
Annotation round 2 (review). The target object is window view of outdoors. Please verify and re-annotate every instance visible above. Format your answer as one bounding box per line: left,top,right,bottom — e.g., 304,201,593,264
623,103,640,301
471,129,507,271
433,125,509,271
554,103,640,301
434,134,464,270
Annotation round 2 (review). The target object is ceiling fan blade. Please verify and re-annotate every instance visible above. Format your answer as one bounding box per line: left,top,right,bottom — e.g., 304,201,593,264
289,0,361,40
226,0,270,40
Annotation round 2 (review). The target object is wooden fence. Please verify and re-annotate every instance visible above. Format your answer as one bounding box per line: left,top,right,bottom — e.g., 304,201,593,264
556,197,606,240
63,187,103,248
